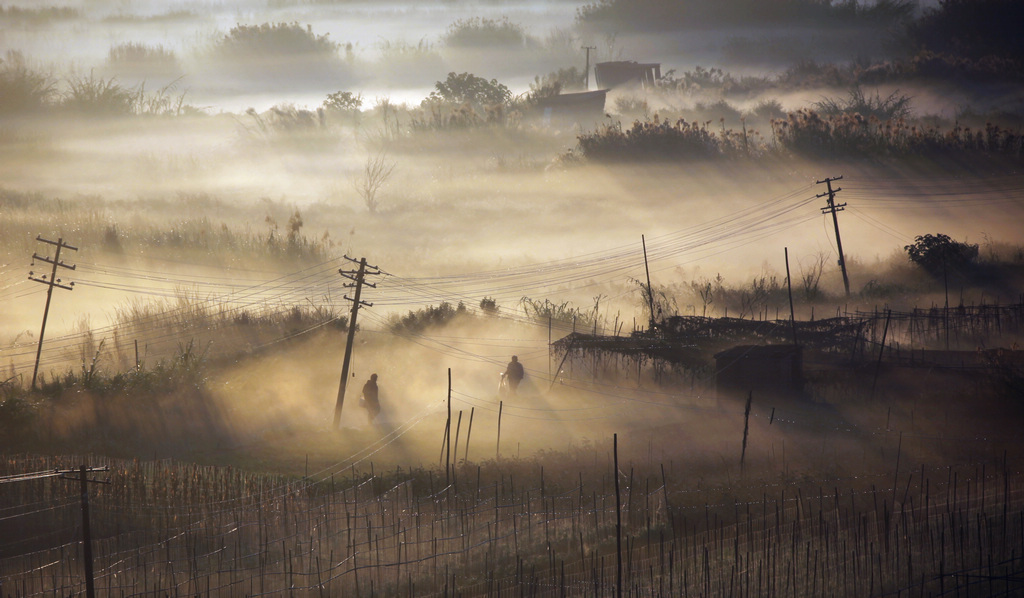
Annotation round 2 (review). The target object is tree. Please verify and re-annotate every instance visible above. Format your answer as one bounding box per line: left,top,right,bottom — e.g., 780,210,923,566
904,233,978,276
354,151,395,214
425,72,511,109
322,90,362,112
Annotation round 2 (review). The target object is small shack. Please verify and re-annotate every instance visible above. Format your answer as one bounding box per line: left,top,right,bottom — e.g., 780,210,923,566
594,61,661,90
714,344,803,399
534,90,607,124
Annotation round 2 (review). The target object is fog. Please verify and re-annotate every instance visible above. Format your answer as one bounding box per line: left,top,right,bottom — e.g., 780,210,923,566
2,0,1023,466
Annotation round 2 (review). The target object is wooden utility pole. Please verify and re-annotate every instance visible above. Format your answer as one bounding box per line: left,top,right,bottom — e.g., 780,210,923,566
785,247,797,345
333,256,380,428
817,176,850,297
582,46,596,90
29,236,77,389
642,235,656,331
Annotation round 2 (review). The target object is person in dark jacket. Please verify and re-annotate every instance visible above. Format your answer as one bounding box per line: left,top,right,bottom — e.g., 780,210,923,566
504,356,524,395
361,373,380,424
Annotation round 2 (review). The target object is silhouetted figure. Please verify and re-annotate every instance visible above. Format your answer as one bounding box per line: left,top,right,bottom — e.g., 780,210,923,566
504,356,524,395
361,373,380,425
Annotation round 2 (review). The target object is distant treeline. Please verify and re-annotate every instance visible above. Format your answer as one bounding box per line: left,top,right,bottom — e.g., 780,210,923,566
576,0,916,29
578,0,1024,70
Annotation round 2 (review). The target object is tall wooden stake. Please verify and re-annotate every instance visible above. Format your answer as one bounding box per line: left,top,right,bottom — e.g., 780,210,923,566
740,392,753,471
446,368,452,485
79,465,96,598
870,309,891,400
614,433,623,598
464,407,475,463
496,401,504,460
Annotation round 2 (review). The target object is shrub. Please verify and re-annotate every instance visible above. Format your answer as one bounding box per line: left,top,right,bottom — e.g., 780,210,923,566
480,297,498,314
691,99,744,126
322,90,363,116
572,117,744,162
529,66,586,100
0,5,78,23
61,73,140,116
378,38,436,60
746,99,786,123
519,296,604,329
904,233,979,277
814,88,913,122
416,72,513,129
425,72,511,108
215,22,339,58
0,52,56,114
442,17,532,48
771,109,1024,159
107,42,179,72
388,302,468,335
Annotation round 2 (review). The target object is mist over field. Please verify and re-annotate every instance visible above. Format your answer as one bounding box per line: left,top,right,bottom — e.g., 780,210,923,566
2,1,1024,593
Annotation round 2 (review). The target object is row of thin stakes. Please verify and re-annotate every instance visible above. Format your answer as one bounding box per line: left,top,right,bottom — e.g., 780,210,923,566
2,454,1023,597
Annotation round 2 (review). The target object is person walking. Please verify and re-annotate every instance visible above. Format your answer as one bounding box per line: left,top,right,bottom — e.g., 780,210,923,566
360,373,380,425
504,356,524,395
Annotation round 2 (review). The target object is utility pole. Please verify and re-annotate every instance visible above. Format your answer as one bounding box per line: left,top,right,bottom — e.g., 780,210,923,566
642,235,656,331
582,46,596,90
817,176,850,297
333,256,380,429
28,236,77,389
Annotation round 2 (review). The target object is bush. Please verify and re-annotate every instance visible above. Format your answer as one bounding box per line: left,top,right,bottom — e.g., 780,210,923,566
321,91,363,126
442,17,532,48
572,117,749,162
0,5,78,23
107,42,179,72
215,22,339,58
771,109,1024,159
480,297,498,315
388,302,468,335
814,88,913,122
905,234,979,277
0,52,55,114
425,72,511,108
61,73,140,116
529,67,586,100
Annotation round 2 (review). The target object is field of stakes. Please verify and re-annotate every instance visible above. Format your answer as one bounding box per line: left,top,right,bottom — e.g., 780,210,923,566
3,444,1024,597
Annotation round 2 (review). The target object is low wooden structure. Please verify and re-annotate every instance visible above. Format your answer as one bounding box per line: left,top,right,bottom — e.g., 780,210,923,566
534,90,607,125
594,61,661,90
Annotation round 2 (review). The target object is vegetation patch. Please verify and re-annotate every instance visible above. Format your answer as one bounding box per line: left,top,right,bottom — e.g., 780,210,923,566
442,17,534,49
